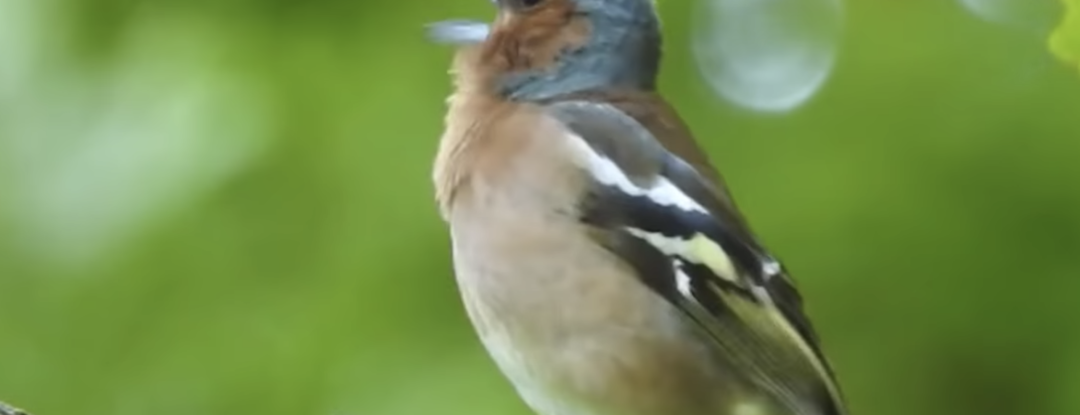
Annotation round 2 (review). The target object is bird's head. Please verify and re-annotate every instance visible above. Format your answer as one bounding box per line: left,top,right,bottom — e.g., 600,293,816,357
428,0,662,100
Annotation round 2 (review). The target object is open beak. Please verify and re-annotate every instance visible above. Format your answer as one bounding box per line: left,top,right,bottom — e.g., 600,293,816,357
426,19,491,46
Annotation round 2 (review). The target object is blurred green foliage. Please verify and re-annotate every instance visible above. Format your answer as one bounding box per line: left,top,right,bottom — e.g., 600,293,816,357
1052,0,1080,70
1,1,1079,415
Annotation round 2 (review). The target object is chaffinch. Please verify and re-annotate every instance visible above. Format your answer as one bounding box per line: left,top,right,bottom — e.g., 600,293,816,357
427,1,847,415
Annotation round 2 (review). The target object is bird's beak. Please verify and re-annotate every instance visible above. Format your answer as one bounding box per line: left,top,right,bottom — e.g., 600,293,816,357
426,20,491,46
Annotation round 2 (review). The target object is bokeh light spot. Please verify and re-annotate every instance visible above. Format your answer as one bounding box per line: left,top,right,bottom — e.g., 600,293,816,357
0,9,273,269
959,0,1061,34
692,0,844,113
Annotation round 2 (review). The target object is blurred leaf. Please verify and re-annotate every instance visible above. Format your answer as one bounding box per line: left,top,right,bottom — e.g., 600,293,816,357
1051,0,1080,70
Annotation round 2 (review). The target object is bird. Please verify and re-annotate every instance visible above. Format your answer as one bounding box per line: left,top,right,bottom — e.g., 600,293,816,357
426,1,848,415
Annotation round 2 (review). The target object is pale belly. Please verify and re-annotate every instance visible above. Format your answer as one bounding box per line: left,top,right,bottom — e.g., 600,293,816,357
449,213,734,415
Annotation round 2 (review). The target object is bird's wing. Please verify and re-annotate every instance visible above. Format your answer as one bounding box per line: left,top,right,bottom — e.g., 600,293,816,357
546,100,846,415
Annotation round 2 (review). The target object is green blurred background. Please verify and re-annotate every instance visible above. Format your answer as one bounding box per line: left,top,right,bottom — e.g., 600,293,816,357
1,0,1079,414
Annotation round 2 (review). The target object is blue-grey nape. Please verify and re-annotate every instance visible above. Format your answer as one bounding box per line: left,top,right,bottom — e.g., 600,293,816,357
427,20,490,45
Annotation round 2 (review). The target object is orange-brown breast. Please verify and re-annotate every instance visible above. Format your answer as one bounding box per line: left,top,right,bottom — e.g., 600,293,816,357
433,91,588,219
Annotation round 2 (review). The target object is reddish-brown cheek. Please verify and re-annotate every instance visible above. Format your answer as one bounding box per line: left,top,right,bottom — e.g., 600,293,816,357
525,14,590,69
483,4,591,72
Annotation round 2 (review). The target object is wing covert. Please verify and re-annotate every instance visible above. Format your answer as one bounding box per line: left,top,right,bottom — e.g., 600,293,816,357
546,100,846,415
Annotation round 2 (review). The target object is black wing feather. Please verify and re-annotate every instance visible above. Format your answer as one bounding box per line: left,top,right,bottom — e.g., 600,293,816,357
548,100,846,415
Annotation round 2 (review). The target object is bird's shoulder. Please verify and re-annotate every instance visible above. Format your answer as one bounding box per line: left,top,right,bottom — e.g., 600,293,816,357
542,90,721,183
538,89,755,236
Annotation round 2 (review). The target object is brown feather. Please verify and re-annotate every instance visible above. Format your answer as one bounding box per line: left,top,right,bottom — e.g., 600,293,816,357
433,90,588,219
434,0,591,216
445,0,590,97
484,0,590,70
